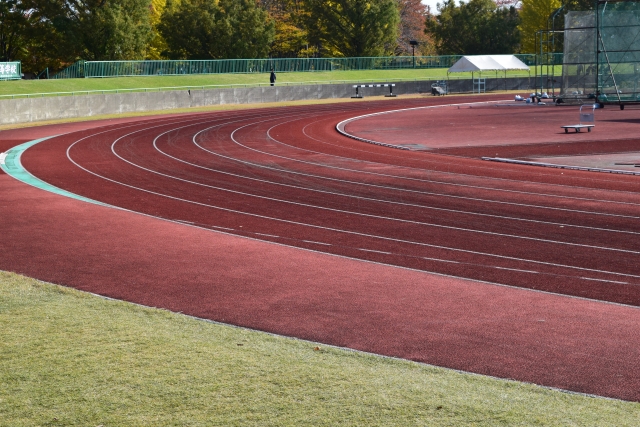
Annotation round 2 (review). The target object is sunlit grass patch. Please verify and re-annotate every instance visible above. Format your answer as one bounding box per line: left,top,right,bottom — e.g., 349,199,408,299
0,67,548,97
1,270,637,426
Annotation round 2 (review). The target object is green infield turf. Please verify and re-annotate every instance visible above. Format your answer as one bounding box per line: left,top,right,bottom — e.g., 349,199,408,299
1,270,638,426
0,68,552,98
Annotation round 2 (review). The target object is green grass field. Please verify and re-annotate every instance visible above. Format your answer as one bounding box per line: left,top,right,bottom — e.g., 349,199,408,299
0,67,559,98
2,270,639,426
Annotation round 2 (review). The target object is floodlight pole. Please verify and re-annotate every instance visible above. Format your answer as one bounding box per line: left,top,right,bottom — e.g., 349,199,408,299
410,40,418,68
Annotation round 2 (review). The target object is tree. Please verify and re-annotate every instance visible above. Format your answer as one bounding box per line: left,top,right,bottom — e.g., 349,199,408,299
485,3,520,53
518,0,561,53
147,0,170,59
425,0,520,55
271,17,312,57
0,0,29,62
159,0,275,59
301,0,400,57
564,0,594,11
16,9,61,73
259,0,314,58
27,0,154,62
396,0,434,56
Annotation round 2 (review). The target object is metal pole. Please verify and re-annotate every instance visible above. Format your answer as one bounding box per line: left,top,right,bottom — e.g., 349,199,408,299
596,0,600,103
535,31,539,94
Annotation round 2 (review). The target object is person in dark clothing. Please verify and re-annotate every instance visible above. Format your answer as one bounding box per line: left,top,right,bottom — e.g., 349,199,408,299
270,69,276,86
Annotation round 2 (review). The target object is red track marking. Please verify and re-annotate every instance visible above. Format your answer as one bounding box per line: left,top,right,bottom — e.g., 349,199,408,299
3,96,640,400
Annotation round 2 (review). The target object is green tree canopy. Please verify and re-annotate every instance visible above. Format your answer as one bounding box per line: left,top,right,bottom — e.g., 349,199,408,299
38,0,153,61
159,0,275,59
425,0,520,55
301,0,400,57
259,0,313,58
518,0,561,53
565,0,595,11
0,0,30,62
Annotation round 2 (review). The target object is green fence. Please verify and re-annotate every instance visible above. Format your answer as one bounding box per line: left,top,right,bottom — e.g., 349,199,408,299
0,62,21,80
53,54,544,79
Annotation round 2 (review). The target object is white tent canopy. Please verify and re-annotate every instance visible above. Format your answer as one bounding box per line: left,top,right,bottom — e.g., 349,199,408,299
447,55,530,73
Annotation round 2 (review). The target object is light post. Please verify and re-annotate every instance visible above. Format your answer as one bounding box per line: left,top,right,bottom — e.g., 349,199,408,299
410,40,418,68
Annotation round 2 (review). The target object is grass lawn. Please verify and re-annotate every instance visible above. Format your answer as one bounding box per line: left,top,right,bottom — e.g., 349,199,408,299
1,270,638,426
0,67,554,97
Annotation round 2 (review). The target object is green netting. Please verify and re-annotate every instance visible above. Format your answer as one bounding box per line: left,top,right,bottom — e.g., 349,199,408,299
561,11,596,99
53,55,539,79
597,0,640,103
562,1,640,104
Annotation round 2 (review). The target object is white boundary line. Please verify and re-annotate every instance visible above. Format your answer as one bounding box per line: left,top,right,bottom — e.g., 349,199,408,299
484,157,640,176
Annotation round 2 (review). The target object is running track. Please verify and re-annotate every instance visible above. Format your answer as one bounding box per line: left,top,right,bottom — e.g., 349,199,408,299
2,95,640,401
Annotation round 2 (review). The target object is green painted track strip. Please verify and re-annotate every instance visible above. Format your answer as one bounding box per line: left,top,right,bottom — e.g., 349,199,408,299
1,137,110,207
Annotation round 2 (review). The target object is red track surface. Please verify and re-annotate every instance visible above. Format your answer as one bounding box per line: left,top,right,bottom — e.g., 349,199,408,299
2,95,640,401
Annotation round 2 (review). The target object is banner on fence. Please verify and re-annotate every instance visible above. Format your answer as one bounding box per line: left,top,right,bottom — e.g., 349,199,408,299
0,62,21,80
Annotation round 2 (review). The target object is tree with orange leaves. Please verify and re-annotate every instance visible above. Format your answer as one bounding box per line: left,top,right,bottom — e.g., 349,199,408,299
396,0,435,56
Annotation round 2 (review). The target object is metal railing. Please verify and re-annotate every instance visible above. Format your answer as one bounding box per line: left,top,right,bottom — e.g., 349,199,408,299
52,54,545,79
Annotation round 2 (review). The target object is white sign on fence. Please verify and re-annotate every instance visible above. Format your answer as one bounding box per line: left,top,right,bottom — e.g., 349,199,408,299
0,62,20,79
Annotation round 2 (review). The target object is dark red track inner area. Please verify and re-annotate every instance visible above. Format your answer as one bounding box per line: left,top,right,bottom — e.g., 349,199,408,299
4,95,640,401
21,97,640,306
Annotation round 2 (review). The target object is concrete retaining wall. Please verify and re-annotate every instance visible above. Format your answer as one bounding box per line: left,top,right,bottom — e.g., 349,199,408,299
0,77,536,125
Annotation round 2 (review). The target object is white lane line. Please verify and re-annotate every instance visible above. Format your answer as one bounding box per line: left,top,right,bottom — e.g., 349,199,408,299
110,123,640,256
358,248,393,255
29,125,633,287
221,232,630,285
261,111,640,208
211,120,640,221
65,138,640,282
152,124,640,237
25,111,636,296
267,111,640,208
254,232,281,239
300,116,640,202
243,231,623,285
494,266,540,274
249,233,631,285
333,101,640,192
302,240,332,246
422,257,461,264
53,110,639,286
210,225,235,231
580,277,629,285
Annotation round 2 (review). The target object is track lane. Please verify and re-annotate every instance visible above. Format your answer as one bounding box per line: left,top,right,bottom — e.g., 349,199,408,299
7,97,640,400
71,125,640,280
19,100,640,305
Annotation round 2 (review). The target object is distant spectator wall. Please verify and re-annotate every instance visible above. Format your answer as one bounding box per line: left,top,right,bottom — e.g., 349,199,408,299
0,77,534,125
